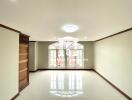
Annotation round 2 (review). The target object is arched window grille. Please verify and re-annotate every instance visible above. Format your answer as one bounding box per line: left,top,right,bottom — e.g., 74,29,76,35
49,41,84,69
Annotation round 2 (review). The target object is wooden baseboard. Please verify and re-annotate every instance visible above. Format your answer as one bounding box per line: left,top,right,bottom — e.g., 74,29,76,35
93,70,132,100
11,83,29,100
11,92,19,100
30,69,94,72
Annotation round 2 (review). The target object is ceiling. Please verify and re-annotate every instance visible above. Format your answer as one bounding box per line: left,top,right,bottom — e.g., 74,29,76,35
0,0,132,41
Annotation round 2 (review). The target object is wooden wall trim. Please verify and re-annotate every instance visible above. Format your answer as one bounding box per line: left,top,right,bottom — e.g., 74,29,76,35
10,92,20,100
30,69,94,73
20,33,30,37
29,41,36,42
30,69,94,72
0,24,29,37
1,24,132,42
94,27,132,42
0,24,21,33
94,70,132,100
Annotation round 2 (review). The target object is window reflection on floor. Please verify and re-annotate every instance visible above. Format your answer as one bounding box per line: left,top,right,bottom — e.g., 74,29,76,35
50,71,83,97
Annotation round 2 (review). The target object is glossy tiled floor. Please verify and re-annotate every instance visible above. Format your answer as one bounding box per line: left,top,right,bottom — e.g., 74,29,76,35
16,71,127,100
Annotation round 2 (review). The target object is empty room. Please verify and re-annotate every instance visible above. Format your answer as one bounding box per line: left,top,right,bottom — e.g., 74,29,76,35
0,0,132,100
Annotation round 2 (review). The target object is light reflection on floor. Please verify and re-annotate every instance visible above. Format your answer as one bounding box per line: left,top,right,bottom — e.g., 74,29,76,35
50,71,83,97
16,71,128,100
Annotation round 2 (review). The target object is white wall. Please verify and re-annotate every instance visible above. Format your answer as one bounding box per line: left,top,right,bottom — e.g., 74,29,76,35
37,42,53,69
29,42,38,71
79,41,94,69
0,27,19,100
37,41,94,69
94,30,132,98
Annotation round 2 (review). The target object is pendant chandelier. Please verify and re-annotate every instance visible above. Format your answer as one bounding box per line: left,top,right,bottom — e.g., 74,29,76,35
58,36,79,49
49,36,83,56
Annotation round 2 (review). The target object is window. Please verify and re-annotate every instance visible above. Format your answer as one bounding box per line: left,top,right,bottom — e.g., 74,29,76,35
49,42,84,69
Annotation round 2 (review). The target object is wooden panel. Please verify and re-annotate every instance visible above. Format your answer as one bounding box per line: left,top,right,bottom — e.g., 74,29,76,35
19,34,29,44
19,68,28,81
19,62,28,70
19,78,28,91
19,45,28,54
19,59,28,64
19,33,29,92
20,44,28,48
19,54,28,61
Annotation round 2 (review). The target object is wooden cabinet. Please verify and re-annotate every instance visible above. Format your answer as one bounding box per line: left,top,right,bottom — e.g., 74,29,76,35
19,33,29,91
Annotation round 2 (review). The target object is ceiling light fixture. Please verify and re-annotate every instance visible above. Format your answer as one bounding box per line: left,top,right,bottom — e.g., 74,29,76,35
62,24,79,33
